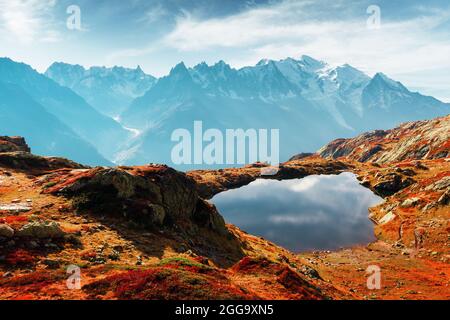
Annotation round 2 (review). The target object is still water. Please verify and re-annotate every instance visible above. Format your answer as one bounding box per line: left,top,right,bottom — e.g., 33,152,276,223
211,173,383,252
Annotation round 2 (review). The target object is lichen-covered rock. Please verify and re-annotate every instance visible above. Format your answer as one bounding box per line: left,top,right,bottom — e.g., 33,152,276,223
49,166,195,222
425,176,450,191
188,159,350,199
401,197,421,208
16,221,66,239
288,153,314,161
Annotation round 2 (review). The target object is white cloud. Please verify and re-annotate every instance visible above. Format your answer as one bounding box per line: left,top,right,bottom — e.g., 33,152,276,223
289,177,318,192
268,212,328,225
0,0,60,44
139,3,168,24
105,45,158,64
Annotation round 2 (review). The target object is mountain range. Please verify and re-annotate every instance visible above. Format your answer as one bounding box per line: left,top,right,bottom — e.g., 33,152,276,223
117,56,449,168
45,63,156,118
1,55,448,169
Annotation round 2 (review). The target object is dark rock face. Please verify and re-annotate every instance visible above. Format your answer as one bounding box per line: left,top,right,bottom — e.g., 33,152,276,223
0,152,86,173
373,174,415,197
45,166,228,234
0,136,31,153
0,136,87,173
192,199,227,235
437,189,450,206
358,145,383,162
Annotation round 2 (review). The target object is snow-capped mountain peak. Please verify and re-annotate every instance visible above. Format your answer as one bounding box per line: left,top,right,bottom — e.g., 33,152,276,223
371,72,408,92
45,62,156,117
298,55,327,71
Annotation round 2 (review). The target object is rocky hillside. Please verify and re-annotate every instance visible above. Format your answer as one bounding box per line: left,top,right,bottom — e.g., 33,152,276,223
189,115,450,299
117,56,449,168
318,115,449,163
0,138,341,300
0,113,449,300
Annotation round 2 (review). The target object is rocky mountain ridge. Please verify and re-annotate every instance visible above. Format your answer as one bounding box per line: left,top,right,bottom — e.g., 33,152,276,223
39,56,449,168
45,63,156,117
318,115,449,163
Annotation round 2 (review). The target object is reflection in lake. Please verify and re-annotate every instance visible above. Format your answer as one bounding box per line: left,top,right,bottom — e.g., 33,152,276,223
211,173,383,252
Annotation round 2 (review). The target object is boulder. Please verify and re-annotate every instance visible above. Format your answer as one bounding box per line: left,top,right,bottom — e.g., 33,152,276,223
48,165,229,234
373,174,415,197
401,197,421,208
378,212,396,225
437,189,450,206
0,203,32,213
0,224,14,238
0,136,30,153
16,221,66,238
425,176,450,191
56,166,198,223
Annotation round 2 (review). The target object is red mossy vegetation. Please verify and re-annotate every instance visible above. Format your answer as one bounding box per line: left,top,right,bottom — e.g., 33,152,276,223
0,271,66,296
231,256,281,274
83,265,255,300
418,170,450,187
0,215,29,224
123,165,171,177
3,249,37,266
80,250,98,261
430,140,450,157
41,168,101,194
1,271,64,288
276,267,324,300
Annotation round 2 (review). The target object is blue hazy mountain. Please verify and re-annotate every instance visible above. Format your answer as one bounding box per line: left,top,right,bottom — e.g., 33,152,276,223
45,63,156,117
0,81,111,165
118,56,450,168
0,58,131,160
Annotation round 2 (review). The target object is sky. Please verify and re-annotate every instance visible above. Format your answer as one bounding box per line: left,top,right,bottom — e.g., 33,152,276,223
0,0,449,101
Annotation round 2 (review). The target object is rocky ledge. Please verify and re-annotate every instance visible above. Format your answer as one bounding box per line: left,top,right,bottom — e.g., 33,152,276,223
41,165,228,234
0,137,31,153
0,136,86,174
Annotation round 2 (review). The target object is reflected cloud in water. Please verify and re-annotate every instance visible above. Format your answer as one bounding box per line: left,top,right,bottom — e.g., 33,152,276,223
211,173,384,252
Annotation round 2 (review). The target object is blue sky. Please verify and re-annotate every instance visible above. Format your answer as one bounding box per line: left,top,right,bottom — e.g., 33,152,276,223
1,0,449,101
